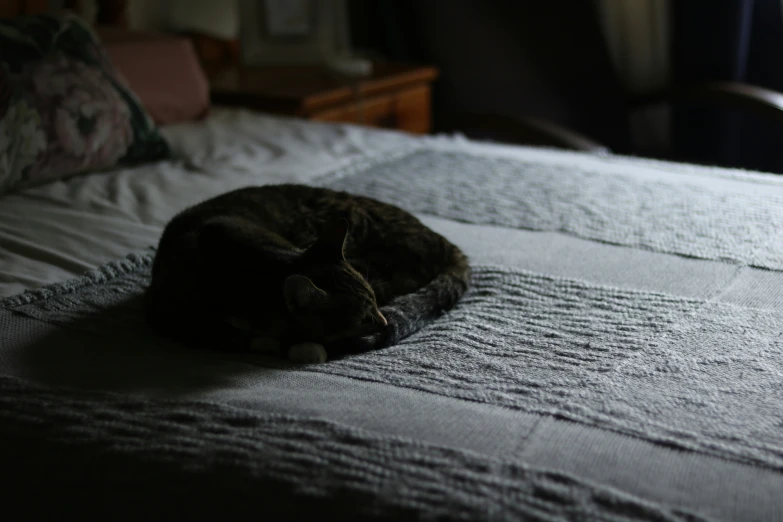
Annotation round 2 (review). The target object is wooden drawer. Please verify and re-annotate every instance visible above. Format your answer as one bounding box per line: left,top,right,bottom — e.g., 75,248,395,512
309,84,432,134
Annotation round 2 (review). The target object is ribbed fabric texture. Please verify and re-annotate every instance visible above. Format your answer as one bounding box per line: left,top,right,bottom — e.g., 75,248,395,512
3,147,783,519
0,375,706,521
5,255,782,471
319,150,783,270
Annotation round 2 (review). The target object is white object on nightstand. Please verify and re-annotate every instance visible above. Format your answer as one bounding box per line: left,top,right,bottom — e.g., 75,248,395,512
326,57,373,78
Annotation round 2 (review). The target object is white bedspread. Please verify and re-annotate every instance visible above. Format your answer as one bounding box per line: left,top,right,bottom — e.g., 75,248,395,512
2,107,783,521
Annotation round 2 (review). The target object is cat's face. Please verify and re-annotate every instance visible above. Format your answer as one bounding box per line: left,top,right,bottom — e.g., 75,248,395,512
284,262,387,344
283,220,387,344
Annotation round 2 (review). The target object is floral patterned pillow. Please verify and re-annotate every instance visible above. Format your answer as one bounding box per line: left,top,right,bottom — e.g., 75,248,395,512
0,12,172,195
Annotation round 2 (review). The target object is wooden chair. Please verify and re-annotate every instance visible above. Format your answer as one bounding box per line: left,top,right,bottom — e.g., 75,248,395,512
447,82,783,151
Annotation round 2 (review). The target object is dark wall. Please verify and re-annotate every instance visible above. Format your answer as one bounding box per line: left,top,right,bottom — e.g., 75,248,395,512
350,0,629,151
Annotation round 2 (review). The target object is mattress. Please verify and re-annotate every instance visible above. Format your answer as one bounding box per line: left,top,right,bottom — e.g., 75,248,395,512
1,108,782,520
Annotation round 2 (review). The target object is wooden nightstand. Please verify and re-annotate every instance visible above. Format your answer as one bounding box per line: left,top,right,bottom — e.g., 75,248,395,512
207,63,438,134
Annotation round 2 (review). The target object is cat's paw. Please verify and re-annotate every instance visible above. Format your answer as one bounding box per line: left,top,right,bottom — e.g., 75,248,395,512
326,329,389,358
352,332,386,351
249,336,281,355
288,342,328,364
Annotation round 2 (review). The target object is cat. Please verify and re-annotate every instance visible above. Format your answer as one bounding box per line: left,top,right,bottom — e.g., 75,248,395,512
145,184,471,361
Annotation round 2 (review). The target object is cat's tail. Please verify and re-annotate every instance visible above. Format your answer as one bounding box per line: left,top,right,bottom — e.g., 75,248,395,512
378,245,471,348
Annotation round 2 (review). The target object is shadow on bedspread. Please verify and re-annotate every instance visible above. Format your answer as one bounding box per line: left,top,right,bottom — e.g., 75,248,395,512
3,250,783,476
0,253,288,396
1,253,721,521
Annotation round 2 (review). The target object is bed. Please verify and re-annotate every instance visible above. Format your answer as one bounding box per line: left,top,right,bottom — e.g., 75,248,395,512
2,3,783,521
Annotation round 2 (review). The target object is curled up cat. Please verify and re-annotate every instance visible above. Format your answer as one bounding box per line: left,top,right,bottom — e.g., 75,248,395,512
145,184,471,363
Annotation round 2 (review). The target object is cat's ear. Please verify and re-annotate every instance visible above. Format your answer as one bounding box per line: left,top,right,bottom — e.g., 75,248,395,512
312,219,349,260
283,275,328,311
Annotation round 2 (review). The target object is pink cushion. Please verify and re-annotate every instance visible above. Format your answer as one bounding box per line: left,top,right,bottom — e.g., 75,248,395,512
104,37,210,125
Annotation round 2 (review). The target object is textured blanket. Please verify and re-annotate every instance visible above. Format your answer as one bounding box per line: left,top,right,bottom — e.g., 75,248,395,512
2,147,782,521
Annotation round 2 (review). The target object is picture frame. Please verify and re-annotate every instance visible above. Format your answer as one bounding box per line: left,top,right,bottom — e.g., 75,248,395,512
238,0,351,66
